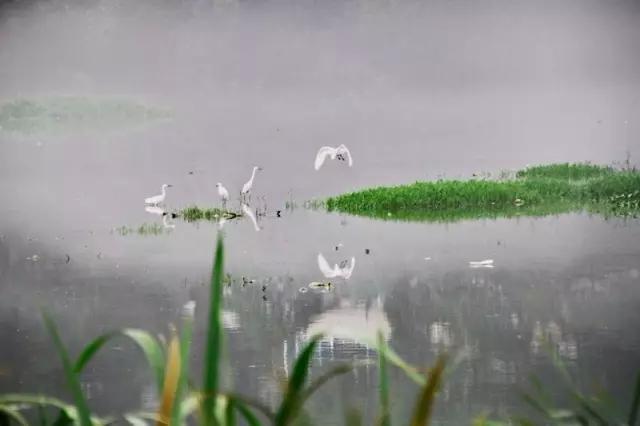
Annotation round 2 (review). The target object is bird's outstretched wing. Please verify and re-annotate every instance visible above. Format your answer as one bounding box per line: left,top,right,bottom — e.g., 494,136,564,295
314,146,334,170
337,145,353,167
341,257,356,279
317,253,337,277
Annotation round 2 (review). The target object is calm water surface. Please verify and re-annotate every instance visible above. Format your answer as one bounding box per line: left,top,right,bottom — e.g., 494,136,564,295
1,2,640,423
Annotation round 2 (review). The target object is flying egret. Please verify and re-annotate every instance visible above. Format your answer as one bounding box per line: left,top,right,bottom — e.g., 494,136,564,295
314,144,353,170
241,166,262,201
241,203,261,232
145,184,172,205
216,182,229,207
317,253,356,279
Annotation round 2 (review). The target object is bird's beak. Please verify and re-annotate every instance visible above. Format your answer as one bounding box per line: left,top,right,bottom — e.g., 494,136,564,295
167,184,173,187
258,167,263,171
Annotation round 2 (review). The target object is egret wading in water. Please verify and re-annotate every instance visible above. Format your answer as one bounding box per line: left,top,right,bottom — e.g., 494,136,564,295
241,166,262,202
314,144,353,170
144,184,172,206
216,183,229,208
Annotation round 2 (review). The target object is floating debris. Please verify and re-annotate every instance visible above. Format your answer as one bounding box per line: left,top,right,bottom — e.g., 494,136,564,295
318,253,356,279
308,281,333,290
365,248,370,255
469,259,495,269
26,254,39,262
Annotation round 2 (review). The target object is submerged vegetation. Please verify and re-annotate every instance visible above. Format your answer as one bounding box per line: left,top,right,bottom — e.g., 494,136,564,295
0,96,171,135
1,237,639,425
180,206,241,222
327,163,640,222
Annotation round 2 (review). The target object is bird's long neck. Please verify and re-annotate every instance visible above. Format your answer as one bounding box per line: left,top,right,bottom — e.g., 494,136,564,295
249,168,258,184
161,186,167,197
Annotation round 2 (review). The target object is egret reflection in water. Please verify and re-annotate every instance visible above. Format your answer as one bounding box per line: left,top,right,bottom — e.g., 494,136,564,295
306,299,391,355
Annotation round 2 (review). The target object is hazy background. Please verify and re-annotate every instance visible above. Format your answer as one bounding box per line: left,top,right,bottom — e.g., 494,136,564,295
1,0,640,423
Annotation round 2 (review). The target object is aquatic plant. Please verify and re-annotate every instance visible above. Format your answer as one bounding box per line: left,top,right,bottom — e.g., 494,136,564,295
180,206,242,222
0,96,171,135
113,223,168,236
327,163,640,222
516,163,614,180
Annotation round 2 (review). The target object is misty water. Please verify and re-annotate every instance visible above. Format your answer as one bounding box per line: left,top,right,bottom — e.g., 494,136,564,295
1,0,640,423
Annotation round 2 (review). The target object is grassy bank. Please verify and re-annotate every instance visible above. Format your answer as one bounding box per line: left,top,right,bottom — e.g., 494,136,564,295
0,96,171,135
326,163,640,222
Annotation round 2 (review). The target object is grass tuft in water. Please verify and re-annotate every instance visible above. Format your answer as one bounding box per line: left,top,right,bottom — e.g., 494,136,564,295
180,206,241,222
327,163,640,222
516,163,614,180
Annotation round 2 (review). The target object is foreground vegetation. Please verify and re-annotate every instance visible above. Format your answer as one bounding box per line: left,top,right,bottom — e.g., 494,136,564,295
0,96,171,135
326,163,640,222
1,237,639,425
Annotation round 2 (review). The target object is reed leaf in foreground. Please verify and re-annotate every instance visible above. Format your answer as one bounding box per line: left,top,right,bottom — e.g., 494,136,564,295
74,329,166,393
42,312,93,426
629,372,640,426
410,355,447,426
0,405,28,426
157,331,181,425
202,235,225,426
377,332,391,426
275,334,321,425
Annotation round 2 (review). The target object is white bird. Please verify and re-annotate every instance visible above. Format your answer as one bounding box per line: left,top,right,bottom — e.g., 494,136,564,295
241,203,261,232
216,182,229,207
317,253,356,279
145,206,165,216
241,166,262,200
314,144,353,170
162,214,176,229
469,259,494,269
144,184,172,205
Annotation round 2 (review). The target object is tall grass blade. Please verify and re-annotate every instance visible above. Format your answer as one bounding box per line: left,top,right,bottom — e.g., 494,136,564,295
52,409,73,426
42,312,93,426
629,372,640,426
344,407,363,426
382,346,425,386
157,331,181,426
233,399,260,426
202,235,225,426
409,355,447,426
74,332,118,374
0,406,28,426
224,397,236,426
274,334,321,425
122,329,166,393
377,332,391,426
171,303,195,425
301,364,354,404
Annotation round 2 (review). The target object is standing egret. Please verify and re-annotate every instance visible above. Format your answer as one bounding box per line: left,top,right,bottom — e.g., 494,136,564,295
314,144,353,170
241,203,261,232
216,183,230,207
241,166,262,201
145,184,172,205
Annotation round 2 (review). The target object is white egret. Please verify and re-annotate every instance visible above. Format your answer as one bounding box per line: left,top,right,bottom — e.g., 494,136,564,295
145,184,172,205
314,144,353,170
317,253,356,279
469,259,494,269
241,203,261,232
145,206,165,216
216,182,230,207
241,166,262,200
